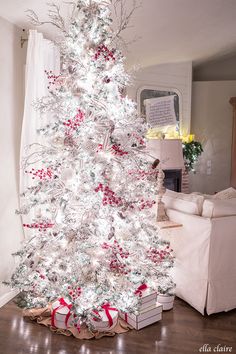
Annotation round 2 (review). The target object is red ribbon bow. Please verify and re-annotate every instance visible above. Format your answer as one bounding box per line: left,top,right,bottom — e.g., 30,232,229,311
134,283,148,296
93,303,118,328
51,298,72,328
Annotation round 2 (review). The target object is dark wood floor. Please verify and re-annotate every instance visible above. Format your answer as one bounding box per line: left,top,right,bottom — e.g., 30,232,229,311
0,297,236,354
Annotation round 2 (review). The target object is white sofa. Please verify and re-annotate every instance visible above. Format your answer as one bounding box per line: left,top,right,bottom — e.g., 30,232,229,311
159,188,236,315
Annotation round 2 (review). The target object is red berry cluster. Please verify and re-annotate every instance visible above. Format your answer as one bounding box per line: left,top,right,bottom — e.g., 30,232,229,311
95,183,123,207
109,258,128,274
45,70,61,90
63,109,84,131
147,245,173,264
94,45,116,61
23,222,54,231
111,144,128,156
67,285,82,301
96,144,128,157
102,240,130,275
125,199,154,211
128,169,157,180
25,167,53,180
139,199,156,210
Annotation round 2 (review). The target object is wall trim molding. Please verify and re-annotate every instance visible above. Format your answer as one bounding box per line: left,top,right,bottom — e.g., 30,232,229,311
0,289,19,308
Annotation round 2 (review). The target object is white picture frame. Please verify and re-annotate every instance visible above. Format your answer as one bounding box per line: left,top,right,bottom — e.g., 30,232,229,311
137,85,183,131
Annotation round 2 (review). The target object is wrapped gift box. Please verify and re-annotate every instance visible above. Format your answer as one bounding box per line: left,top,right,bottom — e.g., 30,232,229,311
51,298,73,329
120,303,162,330
157,294,175,310
138,289,157,311
90,304,118,332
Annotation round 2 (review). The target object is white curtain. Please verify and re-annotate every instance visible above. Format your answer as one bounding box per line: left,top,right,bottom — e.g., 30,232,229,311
20,30,60,237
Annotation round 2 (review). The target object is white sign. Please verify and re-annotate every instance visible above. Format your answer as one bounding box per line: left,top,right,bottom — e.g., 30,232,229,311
144,95,177,127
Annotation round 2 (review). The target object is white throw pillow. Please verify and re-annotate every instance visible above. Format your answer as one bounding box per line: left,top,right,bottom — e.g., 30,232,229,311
163,189,204,216
202,198,236,218
214,187,236,200
191,192,215,200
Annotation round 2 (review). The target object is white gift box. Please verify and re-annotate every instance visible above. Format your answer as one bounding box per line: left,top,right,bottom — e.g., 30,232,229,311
138,290,157,311
53,318,72,330
157,294,175,310
120,303,162,330
90,305,119,332
51,298,73,329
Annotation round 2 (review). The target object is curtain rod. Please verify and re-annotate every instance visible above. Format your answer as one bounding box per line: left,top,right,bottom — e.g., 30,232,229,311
21,29,28,48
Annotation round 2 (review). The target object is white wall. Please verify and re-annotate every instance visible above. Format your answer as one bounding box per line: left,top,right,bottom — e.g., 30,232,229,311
127,62,192,136
189,81,235,194
0,16,26,306
194,54,236,81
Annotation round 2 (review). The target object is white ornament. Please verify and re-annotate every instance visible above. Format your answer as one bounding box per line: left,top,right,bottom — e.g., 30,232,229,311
61,168,75,182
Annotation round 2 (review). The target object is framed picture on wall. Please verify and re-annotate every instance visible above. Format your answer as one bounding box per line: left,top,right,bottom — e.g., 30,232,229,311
137,86,183,132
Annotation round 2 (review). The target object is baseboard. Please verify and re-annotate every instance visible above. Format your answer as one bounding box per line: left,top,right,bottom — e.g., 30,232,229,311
0,289,19,308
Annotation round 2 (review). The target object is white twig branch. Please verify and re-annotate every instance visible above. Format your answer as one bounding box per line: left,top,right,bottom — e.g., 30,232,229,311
26,2,68,33
111,0,141,45
63,1,77,21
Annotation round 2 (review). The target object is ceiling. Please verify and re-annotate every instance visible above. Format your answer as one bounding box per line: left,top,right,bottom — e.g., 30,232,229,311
1,0,236,68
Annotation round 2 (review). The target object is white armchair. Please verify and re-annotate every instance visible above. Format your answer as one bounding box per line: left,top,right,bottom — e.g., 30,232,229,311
159,190,236,315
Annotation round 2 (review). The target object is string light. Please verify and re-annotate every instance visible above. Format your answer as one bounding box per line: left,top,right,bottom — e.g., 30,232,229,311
6,0,175,328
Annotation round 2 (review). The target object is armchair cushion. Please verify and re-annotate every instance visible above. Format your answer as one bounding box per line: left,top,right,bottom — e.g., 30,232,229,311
202,198,236,218
214,187,236,199
163,189,204,216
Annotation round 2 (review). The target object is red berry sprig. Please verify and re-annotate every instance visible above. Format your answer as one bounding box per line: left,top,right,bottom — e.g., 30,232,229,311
94,183,155,210
95,183,123,207
45,70,61,90
147,245,174,264
63,109,84,132
102,240,129,259
96,144,128,157
109,259,127,274
23,222,54,231
67,285,82,301
94,45,116,61
102,240,130,275
138,199,156,210
25,167,53,181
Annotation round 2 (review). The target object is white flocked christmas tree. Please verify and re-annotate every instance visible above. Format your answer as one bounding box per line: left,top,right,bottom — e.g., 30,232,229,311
8,0,175,330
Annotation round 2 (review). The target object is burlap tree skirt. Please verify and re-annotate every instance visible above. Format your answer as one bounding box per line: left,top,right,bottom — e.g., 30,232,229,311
23,305,132,340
